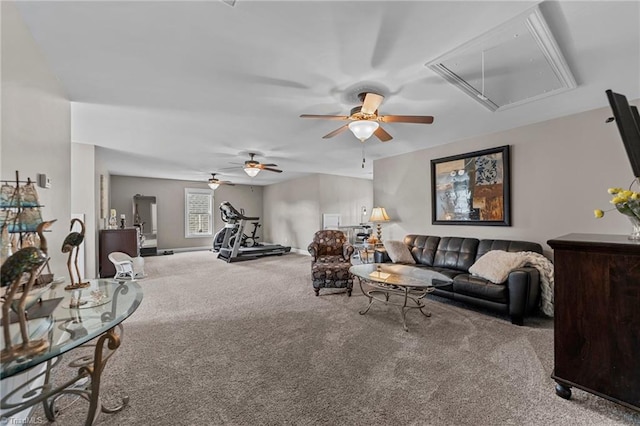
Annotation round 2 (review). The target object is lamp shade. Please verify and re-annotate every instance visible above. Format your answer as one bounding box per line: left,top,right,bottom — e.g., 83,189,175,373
244,167,260,177
369,207,390,222
207,182,220,190
348,120,379,142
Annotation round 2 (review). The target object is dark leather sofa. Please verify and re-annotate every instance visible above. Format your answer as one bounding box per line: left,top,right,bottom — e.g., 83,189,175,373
374,234,543,325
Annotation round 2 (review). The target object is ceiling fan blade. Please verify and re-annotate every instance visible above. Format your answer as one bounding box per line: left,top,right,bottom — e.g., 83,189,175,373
261,167,283,173
322,124,349,139
361,93,384,115
374,126,393,142
300,114,349,120
220,181,235,186
380,115,434,124
260,163,278,167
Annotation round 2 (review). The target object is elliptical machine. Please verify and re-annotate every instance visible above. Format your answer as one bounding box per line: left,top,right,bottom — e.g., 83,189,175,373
214,201,290,263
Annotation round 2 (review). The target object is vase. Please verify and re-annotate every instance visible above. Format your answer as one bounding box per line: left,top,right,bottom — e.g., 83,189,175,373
628,216,640,240
108,209,118,230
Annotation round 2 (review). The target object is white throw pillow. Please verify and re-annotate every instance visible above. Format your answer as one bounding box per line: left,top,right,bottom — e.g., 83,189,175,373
469,250,525,284
383,240,416,264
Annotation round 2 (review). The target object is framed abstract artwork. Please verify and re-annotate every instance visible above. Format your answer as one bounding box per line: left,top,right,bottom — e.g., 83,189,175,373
431,145,511,226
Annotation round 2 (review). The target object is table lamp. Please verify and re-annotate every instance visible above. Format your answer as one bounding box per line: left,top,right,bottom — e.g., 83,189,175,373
369,207,390,242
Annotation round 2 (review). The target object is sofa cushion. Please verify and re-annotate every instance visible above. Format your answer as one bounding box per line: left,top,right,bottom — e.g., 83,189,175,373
453,274,508,303
383,240,416,264
469,250,525,284
404,235,440,266
433,237,479,272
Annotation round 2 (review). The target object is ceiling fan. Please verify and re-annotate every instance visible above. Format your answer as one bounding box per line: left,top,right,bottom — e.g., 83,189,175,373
208,173,235,190
300,92,434,142
241,153,283,177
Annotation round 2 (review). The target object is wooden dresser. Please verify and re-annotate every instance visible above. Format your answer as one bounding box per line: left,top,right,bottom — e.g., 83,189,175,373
99,228,140,278
547,233,640,412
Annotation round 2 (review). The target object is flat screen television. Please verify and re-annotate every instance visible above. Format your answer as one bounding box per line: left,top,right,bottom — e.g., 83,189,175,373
606,89,640,178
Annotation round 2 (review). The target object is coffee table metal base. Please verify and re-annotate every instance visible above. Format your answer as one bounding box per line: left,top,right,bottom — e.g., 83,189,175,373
356,278,434,331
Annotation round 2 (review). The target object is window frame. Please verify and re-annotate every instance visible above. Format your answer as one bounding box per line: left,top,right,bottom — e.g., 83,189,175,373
184,188,214,238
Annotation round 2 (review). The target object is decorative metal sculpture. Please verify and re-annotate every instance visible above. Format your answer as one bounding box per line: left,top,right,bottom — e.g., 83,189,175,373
62,218,89,290
1,246,49,362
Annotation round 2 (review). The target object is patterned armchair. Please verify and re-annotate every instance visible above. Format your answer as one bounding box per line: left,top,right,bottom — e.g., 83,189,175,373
307,230,354,296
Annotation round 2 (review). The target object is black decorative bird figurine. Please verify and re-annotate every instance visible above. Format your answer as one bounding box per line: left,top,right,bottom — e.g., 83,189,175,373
1,246,49,362
62,218,89,290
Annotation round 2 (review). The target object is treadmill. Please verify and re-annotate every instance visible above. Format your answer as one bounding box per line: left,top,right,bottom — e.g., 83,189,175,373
216,202,291,263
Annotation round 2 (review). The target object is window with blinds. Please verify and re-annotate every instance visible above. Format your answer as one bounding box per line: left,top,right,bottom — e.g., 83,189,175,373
184,188,213,238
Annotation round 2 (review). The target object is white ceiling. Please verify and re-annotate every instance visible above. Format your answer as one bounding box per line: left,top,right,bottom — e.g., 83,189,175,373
15,1,640,186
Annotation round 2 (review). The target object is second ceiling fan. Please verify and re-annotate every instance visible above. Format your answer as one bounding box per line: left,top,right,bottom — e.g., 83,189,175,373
241,153,282,177
208,173,234,190
300,92,434,142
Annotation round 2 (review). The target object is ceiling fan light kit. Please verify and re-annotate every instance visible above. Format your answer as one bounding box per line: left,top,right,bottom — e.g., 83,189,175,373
208,182,220,190
348,120,379,142
244,167,260,177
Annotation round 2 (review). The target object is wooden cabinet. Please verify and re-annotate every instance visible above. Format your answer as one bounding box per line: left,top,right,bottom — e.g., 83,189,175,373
99,228,140,278
547,233,640,412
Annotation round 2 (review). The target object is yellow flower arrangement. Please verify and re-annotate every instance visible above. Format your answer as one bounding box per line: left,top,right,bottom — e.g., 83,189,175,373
595,179,640,239
594,187,640,219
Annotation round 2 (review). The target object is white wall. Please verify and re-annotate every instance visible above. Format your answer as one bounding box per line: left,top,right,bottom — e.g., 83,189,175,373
263,174,373,250
1,1,71,276
1,2,71,421
373,102,640,253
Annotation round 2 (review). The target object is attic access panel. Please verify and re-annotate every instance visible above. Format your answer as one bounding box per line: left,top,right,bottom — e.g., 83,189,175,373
426,6,576,111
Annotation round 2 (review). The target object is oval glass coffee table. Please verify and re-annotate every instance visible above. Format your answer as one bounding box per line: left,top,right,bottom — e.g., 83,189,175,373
349,263,452,331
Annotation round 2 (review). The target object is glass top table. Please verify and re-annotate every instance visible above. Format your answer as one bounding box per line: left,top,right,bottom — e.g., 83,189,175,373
1,279,143,425
349,263,452,331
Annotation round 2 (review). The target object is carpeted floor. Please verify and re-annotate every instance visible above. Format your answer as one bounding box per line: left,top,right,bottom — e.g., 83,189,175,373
35,252,640,425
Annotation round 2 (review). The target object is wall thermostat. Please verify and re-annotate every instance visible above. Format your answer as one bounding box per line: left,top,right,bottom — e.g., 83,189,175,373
37,173,51,189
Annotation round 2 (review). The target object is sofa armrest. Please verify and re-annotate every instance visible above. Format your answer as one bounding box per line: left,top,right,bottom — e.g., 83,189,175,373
507,267,541,324
308,242,319,261
343,243,354,260
374,247,391,263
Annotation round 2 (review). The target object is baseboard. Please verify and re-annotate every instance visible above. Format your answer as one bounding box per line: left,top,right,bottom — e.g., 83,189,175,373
158,246,309,256
157,247,212,254
290,247,309,256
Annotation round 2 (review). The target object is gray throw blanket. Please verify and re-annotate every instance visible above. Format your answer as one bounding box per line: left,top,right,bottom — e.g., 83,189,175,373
518,251,554,317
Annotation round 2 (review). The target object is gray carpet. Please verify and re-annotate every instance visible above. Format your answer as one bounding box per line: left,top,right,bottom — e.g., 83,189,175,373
35,252,640,425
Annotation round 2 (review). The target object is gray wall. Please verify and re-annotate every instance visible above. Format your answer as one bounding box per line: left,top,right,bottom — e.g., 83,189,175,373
110,175,263,250
263,174,373,251
373,102,640,253
1,1,71,277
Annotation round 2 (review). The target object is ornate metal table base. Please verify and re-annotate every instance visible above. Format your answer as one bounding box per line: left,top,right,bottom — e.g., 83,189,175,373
1,324,128,426
356,277,434,332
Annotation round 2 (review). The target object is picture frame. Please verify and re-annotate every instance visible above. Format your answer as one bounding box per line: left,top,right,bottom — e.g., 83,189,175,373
431,145,511,226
